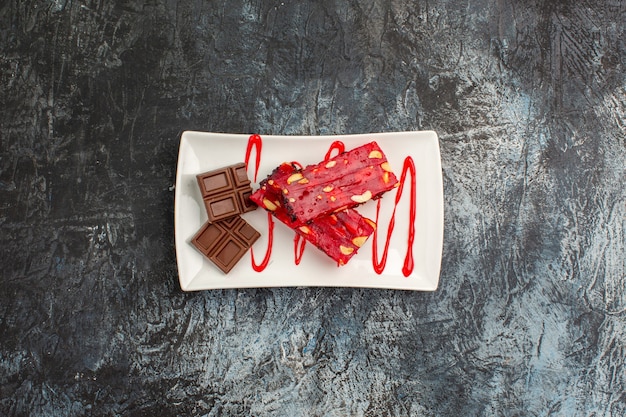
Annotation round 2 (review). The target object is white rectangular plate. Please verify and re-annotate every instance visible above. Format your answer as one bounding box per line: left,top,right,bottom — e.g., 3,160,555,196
174,131,443,291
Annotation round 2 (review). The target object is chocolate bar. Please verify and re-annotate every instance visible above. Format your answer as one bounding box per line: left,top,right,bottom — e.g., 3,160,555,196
250,163,376,265
265,142,398,225
196,163,256,223
191,216,260,274
296,209,376,265
250,163,301,228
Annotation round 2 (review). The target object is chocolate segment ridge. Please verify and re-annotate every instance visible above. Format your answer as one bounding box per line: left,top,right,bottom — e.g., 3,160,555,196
191,216,260,274
196,163,256,223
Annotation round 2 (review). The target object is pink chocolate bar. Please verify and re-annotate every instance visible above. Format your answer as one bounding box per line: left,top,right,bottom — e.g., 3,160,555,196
265,142,398,226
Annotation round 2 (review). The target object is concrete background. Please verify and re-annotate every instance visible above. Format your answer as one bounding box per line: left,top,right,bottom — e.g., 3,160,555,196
1,0,624,415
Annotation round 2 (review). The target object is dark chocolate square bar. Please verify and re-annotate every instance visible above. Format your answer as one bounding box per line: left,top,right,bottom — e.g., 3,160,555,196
197,163,256,223
191,216,260,274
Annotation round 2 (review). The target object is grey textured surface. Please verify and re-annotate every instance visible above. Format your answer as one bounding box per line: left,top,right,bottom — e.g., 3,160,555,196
1,0,625,416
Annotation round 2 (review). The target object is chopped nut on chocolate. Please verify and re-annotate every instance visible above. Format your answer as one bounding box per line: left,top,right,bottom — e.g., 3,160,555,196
250,160,378,266
264,142,398,226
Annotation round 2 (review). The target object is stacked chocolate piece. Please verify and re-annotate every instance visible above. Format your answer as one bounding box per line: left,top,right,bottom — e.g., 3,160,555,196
250,142,398,266
191,163,260,273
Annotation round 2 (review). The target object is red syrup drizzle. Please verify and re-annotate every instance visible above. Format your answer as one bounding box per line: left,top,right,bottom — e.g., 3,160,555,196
251,212,274,272
293,234,306,265
245,134,273,271
245,133,263,182
372,156,417,277
324,141,345,160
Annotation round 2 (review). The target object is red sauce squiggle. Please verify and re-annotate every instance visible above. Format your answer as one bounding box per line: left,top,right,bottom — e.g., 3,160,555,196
293,234,306,265
245,134,263,182
324,141,345,160
372,156,417,277
246,134,274,272
251,212,275,271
